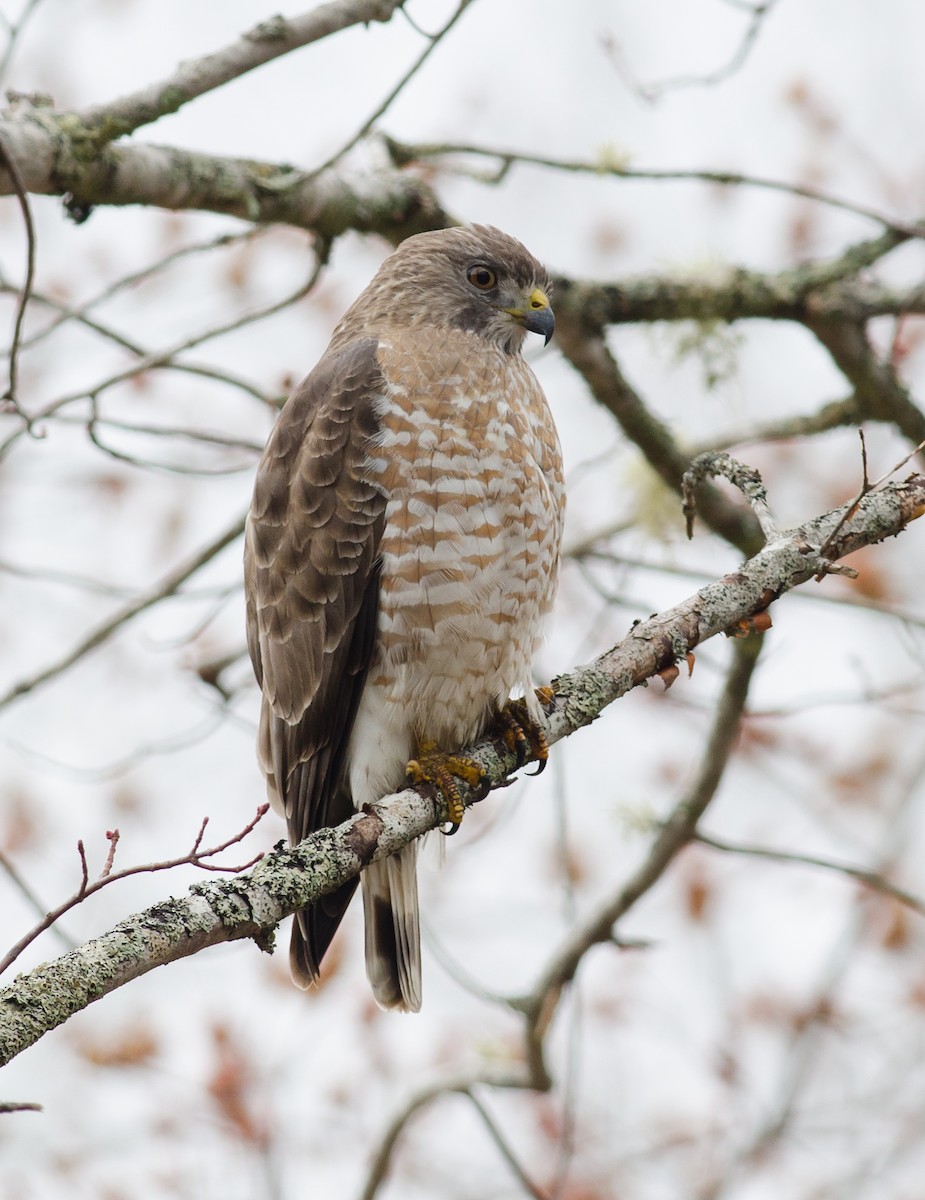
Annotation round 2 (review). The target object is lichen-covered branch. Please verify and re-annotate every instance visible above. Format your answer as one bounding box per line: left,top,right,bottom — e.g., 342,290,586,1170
0,98,452,239
551,228,919,330
1,473,921,1069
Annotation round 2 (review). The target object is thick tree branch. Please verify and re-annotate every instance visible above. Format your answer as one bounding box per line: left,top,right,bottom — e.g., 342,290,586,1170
0,100,451,238
806,317,925,449
1,474,921,1068
551,228,919,330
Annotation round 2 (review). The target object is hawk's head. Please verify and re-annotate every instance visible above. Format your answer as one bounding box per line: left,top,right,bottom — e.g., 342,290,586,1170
352,225,554,355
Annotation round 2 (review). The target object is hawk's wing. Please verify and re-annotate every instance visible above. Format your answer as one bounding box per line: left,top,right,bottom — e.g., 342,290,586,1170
244,338,386,984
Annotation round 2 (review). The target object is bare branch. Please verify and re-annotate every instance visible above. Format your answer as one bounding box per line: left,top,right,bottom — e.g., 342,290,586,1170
463,1090,552,1200
601,0,781,103
693,832,925,916
359,1065,533,1200
12,228,257,354
78,1,408,140
0,237,325,461
0,848,75,949
519,634,762,1089
0,0,45,84
384,137,914,234
551,321,763,554
687,395,864,454
0,513,247,712
805,318,925,449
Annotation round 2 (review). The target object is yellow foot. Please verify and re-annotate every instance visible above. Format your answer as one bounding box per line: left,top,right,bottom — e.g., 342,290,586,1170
493,688,554,775
405,740,489,835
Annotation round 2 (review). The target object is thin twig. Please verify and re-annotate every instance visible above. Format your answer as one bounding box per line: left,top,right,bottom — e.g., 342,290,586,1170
0,128,36,424
12,229,256,353
0,512,248,713
313,0,476,176
464,1090,552,1200
0,0,45,83
0,239,326,466
384,139,914,234
693,832,925,916
0,806,269,977
5,703,241,784
359,1065,532,1200
0,849,75,949
601,0,780,102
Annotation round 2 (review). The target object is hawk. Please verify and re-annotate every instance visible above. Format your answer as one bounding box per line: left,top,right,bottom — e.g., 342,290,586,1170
245,225,564,1011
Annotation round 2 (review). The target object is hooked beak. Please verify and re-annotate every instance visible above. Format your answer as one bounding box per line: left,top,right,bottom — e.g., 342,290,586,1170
503,287,555,345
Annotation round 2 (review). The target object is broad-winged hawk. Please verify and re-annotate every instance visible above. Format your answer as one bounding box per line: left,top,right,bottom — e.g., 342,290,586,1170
245,226,564,1011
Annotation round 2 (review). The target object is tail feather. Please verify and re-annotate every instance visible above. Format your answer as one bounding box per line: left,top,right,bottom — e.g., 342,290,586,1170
361,844,421,1012
289,877,360,989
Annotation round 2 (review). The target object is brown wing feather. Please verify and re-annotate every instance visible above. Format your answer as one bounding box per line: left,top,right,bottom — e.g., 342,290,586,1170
244,338,386,983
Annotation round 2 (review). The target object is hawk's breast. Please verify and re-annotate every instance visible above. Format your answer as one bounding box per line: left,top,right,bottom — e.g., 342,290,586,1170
361,328,563,747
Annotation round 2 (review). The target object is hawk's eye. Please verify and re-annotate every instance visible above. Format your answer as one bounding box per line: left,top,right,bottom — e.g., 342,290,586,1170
466,265,496,290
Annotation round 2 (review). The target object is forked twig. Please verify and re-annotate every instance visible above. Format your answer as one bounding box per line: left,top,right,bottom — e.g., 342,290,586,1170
0,805,269,977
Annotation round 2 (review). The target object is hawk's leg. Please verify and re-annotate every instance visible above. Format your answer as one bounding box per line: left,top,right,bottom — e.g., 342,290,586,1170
405,740,489,832
492,684,555,774
406,687,555,834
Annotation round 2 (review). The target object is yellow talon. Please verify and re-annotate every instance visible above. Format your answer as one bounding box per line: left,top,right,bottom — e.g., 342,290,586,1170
494,695,551,774
405,741,488,833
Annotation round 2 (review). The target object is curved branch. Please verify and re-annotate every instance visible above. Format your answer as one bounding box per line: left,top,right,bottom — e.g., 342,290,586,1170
1,473,922,1068
358,1065,533,1200
805,317,925,449
78,1,407,139
520,634,762,1090
552,320,764,554
693,832,925,915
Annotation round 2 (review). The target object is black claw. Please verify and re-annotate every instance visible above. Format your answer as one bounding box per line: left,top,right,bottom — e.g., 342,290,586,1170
526,757,547,777
440,822,461,837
